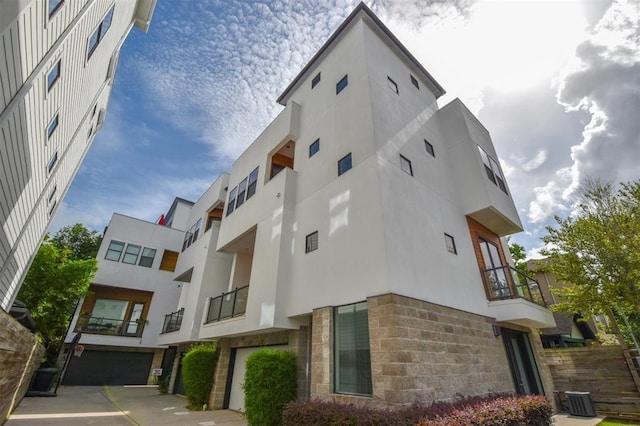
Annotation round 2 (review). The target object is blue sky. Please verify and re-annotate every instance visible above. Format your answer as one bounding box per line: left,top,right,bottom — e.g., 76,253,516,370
51,0,640,258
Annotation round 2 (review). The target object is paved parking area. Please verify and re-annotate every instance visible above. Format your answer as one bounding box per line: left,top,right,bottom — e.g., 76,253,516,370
7,385,247,426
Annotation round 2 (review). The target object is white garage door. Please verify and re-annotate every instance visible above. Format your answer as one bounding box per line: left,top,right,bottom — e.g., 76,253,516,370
228,345,288,412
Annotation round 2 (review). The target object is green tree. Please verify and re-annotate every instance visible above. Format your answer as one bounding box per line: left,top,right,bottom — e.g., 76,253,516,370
507,237,528,272
541,179,640,328
49,223,101,260
17,224,99,364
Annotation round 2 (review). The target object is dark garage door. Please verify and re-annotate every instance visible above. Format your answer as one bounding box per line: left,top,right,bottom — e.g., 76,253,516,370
63,350,154,385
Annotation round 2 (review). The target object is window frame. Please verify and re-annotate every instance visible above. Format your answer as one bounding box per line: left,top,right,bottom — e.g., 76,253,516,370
138,247,156,268
338,153,352,176
47,114,59,140
309,139,320,157
400,154,413,176
48,0,64,18
47,60,61,91
105,240,125,262
312,72,321,89
226,186,237,216
336,74,348,94
444,233,457,254
478,145,508,194
410,74,420,90
387,76,398,94
246,167,259,200
87,5,115,60
305,231,318,253
424,139,435,157
48,185,57,204
236,177,248,209
334,301,372,396
47,152,58,174
122,243,141,264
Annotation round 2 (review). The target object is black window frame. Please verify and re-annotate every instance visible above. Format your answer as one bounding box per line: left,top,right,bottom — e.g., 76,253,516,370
305,231,318,253
387,76,398,94
444,233,457,254
312,72,321,89
236,177,248,209
410,74,420,89
336,74,348,94
309,139,320,157
226,186,237,216
247,167,259,200
139,247,156,268
400,154,413,176
424,139,435,157
338,153,352,176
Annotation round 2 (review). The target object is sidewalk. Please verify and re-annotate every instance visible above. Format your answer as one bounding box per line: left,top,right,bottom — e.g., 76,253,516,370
553,413,605,426
7,385,247,425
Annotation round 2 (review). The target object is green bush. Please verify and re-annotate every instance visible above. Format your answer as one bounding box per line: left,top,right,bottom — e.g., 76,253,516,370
243,349,297,425
181,343,219,409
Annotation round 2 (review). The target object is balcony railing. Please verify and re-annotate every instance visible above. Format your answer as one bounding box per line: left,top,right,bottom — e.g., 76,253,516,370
205,285,248,324
161,308,184,334
481,265,546,307
75,314,145,337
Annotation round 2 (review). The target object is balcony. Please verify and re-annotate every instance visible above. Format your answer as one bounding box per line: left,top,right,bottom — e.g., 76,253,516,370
75,314,145,337
161,308,184,334
205,286,248,324
482,265,555,328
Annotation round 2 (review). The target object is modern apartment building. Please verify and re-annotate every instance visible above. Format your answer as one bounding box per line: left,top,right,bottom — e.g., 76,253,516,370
61,211,184,385
0,0,157,312
155,2,556,411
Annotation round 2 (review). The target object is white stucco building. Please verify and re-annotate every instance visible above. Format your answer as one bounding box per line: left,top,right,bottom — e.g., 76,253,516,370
155,3,556,411
0,0,157,312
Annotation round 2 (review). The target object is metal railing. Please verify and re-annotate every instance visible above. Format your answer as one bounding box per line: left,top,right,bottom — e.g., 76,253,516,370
481,265,546,307
75,314,145,337
161,308,184,334
205,285,249,324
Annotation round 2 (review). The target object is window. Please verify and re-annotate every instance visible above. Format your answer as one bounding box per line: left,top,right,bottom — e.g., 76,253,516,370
387,76,398,94
48,0,64,18
122,244,141,264
87,126,93,140
47,60,61,91
336,74,348,94
338,153,352,176
309,139,320,157
246,167,259,199
47,152,58,174
47,114,59,139
159,250,179,272
139,247,156,268
48,200,57,216
226,186,237,216
312,72,321,89
478,146,507,194
334,302,372,396
87,6,115,59
444,233,457,254
410,74,419,89
182,218,202,251
48,185,57,203
424,140,435,157
400,155,413,176
479,237,510,299
236,178,248,208
105,240,125,261
92,104,98,118
305,231,318,253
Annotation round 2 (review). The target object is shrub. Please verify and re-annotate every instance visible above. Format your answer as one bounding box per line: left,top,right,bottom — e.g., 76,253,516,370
181,343,219,409
243,349,297,426
282,394,552,426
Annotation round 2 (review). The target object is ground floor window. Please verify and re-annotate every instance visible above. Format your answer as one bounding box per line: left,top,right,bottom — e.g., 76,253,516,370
334,301,372,396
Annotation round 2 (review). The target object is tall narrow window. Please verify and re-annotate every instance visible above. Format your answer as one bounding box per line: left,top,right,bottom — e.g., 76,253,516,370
387,76,398,94
47,152,58,174
312,72,321,89
305,231,318,253
410,74,420,89
122,244,141,264
444,233,457,254
334,302,372,396
400,155,413,176
47,114,59,139
48,185,57,203
226,186,237,216
105,240,125,261
336,74,348,94
48,0,64,18
424,139,435,157
87,6,115,59
47,60,61,91
478,146,507,194
309,139,320,157
236,178,248,208
338,153,352,176
139,248,156,268
246,167,259,199
479,237,510,299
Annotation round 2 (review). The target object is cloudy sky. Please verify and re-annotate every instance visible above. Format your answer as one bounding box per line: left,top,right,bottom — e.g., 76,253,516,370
51,0,640,259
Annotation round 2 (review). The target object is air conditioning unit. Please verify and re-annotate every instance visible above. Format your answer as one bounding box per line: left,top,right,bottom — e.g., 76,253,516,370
565,391,596,417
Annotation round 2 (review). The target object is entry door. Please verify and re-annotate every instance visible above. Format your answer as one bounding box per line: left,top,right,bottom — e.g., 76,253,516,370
502,329,543,395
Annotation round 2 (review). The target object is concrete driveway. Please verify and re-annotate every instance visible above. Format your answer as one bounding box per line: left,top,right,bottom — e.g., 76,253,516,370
7,385,247,425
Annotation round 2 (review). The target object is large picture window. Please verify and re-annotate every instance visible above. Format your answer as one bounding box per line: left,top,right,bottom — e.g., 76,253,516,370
334,302,372,396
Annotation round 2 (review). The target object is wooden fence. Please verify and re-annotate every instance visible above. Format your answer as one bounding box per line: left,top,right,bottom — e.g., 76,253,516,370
544,346,640,417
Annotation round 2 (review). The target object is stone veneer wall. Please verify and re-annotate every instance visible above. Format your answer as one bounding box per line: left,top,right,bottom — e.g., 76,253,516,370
0,310,45,423
210,327,310,409
312,293,523,407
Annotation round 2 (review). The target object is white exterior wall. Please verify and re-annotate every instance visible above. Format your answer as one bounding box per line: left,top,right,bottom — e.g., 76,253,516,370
65,213,182,348
0,0,156,311
158,175,233,345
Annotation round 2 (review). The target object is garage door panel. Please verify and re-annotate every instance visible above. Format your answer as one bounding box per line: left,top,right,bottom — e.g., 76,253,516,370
63,350,154,385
